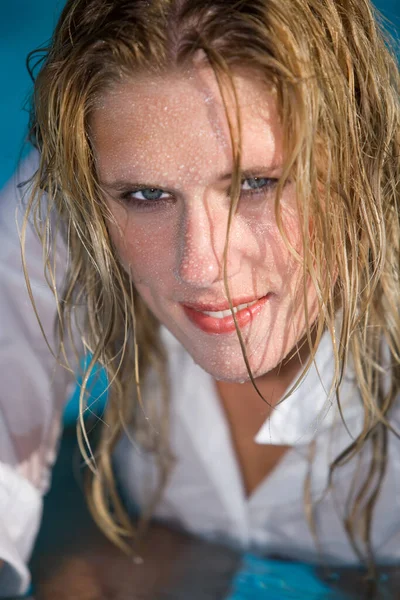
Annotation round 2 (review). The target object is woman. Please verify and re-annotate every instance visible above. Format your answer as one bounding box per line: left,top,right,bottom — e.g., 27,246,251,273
0,0,399,596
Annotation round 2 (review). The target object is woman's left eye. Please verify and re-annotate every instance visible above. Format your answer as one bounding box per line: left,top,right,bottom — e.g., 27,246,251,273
241,177,277,193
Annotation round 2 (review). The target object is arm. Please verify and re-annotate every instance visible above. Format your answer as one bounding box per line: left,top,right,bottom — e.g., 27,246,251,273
0,153,78,597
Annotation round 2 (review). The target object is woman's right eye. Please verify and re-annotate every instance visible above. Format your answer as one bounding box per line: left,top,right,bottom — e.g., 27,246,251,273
118,187,174,211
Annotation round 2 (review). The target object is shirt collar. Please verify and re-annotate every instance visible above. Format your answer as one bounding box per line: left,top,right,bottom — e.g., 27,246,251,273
254,329,362,446
160,325,363,448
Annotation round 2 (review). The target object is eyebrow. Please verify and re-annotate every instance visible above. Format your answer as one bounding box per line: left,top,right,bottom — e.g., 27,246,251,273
101,163,283,191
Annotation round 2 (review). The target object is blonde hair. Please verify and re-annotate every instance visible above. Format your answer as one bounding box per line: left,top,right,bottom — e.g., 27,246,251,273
23,0,400,578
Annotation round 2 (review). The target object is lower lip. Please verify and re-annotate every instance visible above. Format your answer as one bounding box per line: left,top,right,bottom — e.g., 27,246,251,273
182,295,271,334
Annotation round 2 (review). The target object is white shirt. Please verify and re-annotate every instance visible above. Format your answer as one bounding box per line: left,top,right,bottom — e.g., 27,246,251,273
114,327,400,566
1,152,400,596
0,154,77,596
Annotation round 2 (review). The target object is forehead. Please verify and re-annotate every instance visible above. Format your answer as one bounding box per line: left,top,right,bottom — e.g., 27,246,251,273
91,66,283,184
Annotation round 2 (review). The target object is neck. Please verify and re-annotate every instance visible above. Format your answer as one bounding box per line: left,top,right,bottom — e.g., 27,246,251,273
216,333,313,424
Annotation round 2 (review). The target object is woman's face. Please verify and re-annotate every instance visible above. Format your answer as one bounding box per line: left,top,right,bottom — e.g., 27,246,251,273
91,66,317,382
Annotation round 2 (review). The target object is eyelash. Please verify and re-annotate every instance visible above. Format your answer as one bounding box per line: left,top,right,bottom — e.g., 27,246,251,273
236,177,278,196
119,177,279,211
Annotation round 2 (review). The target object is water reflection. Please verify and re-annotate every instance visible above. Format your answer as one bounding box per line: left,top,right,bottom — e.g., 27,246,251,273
227,554,400,599
28,428,400,600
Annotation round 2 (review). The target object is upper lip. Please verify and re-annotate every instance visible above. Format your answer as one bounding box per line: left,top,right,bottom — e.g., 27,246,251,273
181,295,267,312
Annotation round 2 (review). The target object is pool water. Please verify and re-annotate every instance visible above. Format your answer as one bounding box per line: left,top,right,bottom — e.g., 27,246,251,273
225,554,398,600
228,556,349,600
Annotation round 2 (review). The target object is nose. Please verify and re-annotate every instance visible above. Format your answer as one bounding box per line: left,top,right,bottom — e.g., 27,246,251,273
175,200,239,287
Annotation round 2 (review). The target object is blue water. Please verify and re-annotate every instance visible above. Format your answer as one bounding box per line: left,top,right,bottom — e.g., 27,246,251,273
226,555,348,600
225,554,397,600
64,354,109,424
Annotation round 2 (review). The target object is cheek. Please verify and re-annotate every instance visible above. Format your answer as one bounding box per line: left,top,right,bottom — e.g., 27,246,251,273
280,203,303,251
271,208,312,309
106,211,174,283
262,206,303,281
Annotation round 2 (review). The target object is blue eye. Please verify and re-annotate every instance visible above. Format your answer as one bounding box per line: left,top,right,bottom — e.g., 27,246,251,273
130,188,169,201
241,177,276,192
119,187,173,211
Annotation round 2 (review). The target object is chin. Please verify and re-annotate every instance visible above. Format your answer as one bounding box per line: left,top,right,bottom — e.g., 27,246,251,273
189,349,276,384
165,319,290,383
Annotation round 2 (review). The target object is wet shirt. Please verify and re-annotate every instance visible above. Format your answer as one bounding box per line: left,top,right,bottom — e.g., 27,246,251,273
114,326,400,565
0,154,78,596
1,153,400,596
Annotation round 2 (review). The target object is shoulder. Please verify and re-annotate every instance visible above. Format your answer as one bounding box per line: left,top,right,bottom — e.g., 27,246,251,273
0,150,43,267
0,150,39,228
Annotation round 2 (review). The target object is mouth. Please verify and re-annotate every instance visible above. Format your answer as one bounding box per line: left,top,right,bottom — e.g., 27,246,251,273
182,294,271,334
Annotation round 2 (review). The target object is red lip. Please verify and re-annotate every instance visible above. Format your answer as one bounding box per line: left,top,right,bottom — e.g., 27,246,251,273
182,294,271,334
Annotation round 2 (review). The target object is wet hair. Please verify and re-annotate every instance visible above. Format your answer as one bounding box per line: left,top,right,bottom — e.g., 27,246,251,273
23,0,400,578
